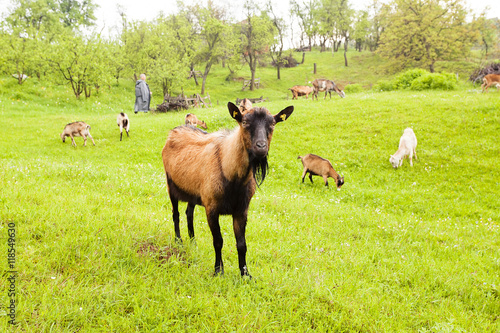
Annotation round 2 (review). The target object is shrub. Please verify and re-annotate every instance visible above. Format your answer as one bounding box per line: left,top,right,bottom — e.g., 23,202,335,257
344,84,364,93
410,73,457,91
393,68,429,90
373,80,395,92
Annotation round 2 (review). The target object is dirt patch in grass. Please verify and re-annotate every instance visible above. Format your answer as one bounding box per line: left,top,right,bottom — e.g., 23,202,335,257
136,241,185,265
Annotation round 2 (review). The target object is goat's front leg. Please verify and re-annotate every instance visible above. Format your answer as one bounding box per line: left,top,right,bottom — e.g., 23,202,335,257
233,214,251,277
207,210,223,276
323,175,329,186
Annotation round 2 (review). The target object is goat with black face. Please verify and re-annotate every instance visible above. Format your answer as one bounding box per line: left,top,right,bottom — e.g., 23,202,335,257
162,101,294,277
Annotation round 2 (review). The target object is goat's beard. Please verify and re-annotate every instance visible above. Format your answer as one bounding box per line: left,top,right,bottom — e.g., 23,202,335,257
248,153,268,187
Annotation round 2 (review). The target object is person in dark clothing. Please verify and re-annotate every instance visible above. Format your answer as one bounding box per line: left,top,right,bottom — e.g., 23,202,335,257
134,73,151,113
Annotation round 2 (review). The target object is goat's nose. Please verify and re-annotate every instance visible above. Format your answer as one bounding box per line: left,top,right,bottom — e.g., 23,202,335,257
256,141,267,149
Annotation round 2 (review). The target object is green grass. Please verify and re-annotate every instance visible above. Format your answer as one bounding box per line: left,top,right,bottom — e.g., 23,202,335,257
1,50,499,332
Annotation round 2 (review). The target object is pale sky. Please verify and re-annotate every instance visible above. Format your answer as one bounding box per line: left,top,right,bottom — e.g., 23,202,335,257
0,0,498,37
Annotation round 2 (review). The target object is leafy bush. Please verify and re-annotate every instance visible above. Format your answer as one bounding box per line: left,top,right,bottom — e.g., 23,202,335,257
372,80,395,92
393,68,429,89
344,84,364,93
374,69,457,91
410,73,458,91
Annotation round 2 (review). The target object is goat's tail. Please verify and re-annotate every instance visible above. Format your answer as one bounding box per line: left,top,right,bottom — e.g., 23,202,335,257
87,125,91,131
297,155,302,160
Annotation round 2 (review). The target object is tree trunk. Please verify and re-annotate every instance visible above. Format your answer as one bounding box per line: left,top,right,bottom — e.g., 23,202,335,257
277,64,281,80
344,39,348,67
301,52,305,64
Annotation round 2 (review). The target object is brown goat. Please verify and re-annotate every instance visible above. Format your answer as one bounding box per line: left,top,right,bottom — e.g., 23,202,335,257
162,102,294,277
60,121,95,147
298,154,344,189
289,85,314,99
185,113,207,129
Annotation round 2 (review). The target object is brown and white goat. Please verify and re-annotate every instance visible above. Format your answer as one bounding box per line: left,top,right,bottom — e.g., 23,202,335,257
60,121,95,147
117,112,130,141
481,74,500,93
312,79,345,100
162,101,294,277
185,113,207,129
389,128,418,168
289,85,314,99
298,154,344,189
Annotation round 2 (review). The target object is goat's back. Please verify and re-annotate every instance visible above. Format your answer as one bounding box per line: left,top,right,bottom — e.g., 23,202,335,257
399,128,417,149
299,154,334,174
162,126,226,198
62,121,90,136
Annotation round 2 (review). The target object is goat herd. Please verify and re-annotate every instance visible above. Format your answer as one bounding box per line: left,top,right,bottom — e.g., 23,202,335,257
60,96,418,277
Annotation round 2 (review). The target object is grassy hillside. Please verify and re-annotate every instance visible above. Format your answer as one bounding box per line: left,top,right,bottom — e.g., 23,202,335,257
1,51,499,331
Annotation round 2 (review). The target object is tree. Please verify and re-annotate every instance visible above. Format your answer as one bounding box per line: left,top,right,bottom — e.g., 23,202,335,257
352,10,370,52
474,14,498,58
290,0,318,50
183,1,234,95
267,1,286,80
45,32,113,98
377,0,476,73
239,2,275,91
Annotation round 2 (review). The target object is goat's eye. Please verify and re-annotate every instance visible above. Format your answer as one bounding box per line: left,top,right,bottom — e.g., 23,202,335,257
242,121,248,126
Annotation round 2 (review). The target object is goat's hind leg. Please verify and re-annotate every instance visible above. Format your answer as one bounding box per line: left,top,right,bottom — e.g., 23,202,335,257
186,202,196,240
169,195,182,243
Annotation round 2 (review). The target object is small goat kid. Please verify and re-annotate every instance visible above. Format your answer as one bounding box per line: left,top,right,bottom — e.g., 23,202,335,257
60,121,95,147
298,154,344,189
185,113,207,129
117,112,130,141
389,128,418,168
162,101,294,277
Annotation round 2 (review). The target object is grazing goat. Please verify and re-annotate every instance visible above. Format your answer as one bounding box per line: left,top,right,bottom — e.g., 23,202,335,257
117,112,130,141
162,101,294,277
60,121,95,147
289,85,314,99
389,128,418,168
312,79,345,100
298,154,344,189
481,74,500,93
185,113,207,129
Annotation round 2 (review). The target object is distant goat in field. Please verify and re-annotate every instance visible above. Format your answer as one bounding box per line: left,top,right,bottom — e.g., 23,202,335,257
289,85,314,99
312,79,345,100
481,74,500,93
238,98,253,113
298,154,344,189
390,128,418,168
117,112,130,141
60,121,95,147
162,100,294,277
185,113,207,129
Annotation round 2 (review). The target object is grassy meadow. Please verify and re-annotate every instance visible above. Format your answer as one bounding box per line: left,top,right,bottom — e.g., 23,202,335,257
1,50,500,332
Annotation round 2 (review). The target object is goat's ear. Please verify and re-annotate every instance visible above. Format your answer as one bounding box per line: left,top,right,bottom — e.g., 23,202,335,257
228,102,243,122
274,106,294,123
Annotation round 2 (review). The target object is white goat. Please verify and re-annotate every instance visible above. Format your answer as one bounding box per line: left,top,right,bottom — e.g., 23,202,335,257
117,112,130,141
389,128,417,168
